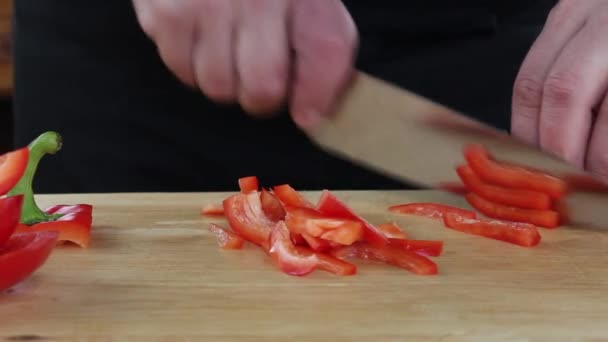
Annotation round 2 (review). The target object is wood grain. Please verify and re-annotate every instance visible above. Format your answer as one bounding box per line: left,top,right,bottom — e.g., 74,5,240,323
2,191,608,341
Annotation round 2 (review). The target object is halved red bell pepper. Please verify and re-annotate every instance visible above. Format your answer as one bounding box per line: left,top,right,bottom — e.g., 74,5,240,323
463,144,567,199
208,223,245,250
8,132,93,248
0,195,24,247
223,192,275,250
332,242,438,275
443,212,541,247
201,203,225,216
0,147,29,196
456,164,552,210
260,189,286,222
0,231,59,291
388,239,444,257
268,221,318,276
465,192,560,228
317,190,388,247
377,222,408,239
238,176,259,193
272,184,315,208
388,202,477,220
14,204,93,248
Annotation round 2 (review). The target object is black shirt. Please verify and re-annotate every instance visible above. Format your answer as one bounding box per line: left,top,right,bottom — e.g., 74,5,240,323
12,1,556,193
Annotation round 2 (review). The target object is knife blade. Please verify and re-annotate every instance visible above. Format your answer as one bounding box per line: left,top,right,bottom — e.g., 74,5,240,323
305,71,608,228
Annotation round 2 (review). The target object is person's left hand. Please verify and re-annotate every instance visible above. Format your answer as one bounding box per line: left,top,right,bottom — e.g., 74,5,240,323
511,0,608,182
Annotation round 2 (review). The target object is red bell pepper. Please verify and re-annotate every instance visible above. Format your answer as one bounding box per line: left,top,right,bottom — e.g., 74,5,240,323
238,176,259,193
0,231,59,291
377,222,408,239
317,190,388,247
273,184,315,208
8,132,93,248
260,189,286,222
456,164,552,210
0,147,29,196
284,206,363,242
388,239,444,257
208,223,245,250
463,144,567,199
562,173,608,193
443,212,541,247
388,202,477,220
201,203,225,216
295,246,357,276
223,192,275,250
332,242,438,275
14,204,93,248
268,221,318,276
300,233,332,252
465,192,560,228
0,195,24,247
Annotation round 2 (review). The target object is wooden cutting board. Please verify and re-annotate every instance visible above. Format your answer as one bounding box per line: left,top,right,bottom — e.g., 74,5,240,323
2,191,608,341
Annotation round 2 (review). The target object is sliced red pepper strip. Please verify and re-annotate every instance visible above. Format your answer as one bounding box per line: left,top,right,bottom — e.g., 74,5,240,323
272,184,315,209
456,164,552,210
388,239,444,257
443,212,541,247
7,132,94,248
463,144,567,199
388,202,477,220
0,231,59,291
0,195,24,247
208,223,245,250
319,224,364,246
295,247,356,276
284,206,363,242
201,203,225,216
300,233,332,252
268,221,318,276
332,242,438,275
223,192,275,250
14,204,93,248
317,190,388,247
0,147,29,196
260,189,286,222
377,222,408,239
238,176,259,193
465,192,560,228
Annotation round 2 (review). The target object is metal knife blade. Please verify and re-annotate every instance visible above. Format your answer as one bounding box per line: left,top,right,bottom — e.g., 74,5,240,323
305,71,608,228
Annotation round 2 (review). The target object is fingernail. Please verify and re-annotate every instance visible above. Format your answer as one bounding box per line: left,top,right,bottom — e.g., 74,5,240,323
294,109,322,130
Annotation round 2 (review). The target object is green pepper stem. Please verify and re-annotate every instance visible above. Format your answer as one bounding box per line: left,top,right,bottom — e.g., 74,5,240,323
8,131,63,225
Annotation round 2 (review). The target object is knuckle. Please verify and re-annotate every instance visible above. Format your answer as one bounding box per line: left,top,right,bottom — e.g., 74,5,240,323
513,75,544,109
197,0,230,18
198,69,235,101
136,1,186,37
547,0,578,25
543,73,579,108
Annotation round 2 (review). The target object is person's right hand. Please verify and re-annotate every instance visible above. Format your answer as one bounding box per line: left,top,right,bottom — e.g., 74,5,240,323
132,0,359,128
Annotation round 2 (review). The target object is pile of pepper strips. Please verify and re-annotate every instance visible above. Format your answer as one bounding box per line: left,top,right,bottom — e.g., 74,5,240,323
0,132,93,292
204,144,586,277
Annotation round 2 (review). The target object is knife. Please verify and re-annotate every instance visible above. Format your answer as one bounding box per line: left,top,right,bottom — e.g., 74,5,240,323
305,71,608,229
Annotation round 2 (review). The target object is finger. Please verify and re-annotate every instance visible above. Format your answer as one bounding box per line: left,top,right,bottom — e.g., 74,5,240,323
192,0,237,103
511,1,591,145
587,96,608,182
289,0,358,129
133,0,197,87
235,0,290,116
538,17,608,168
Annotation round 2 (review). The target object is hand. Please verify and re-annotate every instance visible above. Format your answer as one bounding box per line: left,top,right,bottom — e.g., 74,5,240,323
511,0,608,181
132,0,358,128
